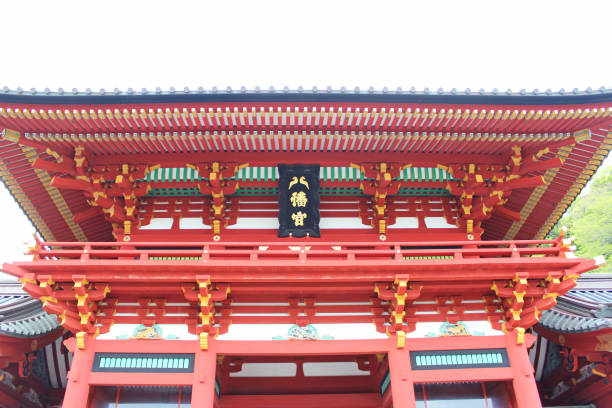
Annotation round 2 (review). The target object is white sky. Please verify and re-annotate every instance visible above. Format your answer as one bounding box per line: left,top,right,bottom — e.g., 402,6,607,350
0,0,611,266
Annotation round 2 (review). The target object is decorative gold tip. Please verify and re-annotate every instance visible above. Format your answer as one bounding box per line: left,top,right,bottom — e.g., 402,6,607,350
573,128,591,143
466,219,474,234
592,368,607,377
76,332,86,349
378,220,386,234
200,332,208,350
19,277,37,285
1,128,21,143
516,327,525,344
490,282,498,293
396,331,406,348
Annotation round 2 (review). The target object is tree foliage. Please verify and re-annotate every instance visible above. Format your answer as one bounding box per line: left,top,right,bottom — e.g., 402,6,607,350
547,165,612,273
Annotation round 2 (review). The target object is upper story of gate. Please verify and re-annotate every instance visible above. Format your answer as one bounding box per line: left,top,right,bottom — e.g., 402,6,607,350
1,87,611,244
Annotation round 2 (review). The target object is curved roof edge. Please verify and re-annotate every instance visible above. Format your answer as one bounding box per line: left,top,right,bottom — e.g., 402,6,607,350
1,86,611,106
537,274,612,334
0,280,61,338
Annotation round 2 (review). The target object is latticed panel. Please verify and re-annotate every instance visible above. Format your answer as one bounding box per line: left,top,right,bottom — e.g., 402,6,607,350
399,167,453,182
146,186,450,197
398,187,451,196
145,167,202,182
147,187,202,197
144,166,453,182
404,256,454,260
143,166,453,197
410,349,509,370
149,257,202,260
234,187,279,196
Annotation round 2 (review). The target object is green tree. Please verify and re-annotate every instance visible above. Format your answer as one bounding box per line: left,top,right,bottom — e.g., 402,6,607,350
548,165,612,273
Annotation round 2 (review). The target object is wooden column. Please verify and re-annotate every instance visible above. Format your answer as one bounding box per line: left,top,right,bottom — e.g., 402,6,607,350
62,334,95,408
388,335,416,408
191,337,218,407
505,332,542,408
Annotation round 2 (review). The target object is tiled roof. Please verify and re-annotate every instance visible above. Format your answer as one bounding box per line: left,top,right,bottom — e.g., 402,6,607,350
1,86,611,105
0,281,60,338
538,274,612,334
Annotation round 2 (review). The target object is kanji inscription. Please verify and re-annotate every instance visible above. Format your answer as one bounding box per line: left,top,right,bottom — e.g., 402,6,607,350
278,164,320,237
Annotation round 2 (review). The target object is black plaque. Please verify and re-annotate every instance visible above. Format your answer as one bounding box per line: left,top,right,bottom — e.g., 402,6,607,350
278,164,320,237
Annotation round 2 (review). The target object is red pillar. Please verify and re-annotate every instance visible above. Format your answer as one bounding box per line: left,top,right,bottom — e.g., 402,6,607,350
388,336,416,408
505,332,542,408
191,336,218,407
62,334,95,408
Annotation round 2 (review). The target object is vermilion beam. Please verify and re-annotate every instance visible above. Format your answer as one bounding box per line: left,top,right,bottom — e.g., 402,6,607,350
216,339,389,356
494,206,522,222
32,157,76,176
50,175,94,192
224,376,375,395
89,372,194,386
218,394,382,408
519,157,564,175
72,206,102,224
86,151,506,167
411,367,514,382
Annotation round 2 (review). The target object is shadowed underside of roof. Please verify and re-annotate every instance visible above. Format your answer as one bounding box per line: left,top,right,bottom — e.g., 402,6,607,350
0,89,611,242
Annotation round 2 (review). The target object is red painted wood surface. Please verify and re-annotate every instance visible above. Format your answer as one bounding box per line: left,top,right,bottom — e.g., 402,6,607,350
60,335,539,408
218,393,382,408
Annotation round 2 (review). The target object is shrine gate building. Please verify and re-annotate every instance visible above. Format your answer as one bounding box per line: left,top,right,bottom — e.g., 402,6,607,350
1,86,611,407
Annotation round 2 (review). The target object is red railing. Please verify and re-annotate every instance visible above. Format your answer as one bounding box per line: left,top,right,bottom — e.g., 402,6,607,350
30,239,567,263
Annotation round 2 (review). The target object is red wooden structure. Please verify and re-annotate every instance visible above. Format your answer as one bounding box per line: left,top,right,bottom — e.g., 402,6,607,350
1,87,611,407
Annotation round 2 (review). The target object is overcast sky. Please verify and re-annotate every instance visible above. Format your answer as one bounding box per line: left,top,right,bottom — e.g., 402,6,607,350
0,0,610,265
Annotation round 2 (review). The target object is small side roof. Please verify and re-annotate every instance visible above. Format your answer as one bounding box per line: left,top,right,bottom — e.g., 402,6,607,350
0,280,60,338
538,274,612,334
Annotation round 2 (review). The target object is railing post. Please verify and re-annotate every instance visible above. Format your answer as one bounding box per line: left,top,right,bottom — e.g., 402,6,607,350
80,244,91,262
118,243,135,260
509,243,520,258
395,245,403,262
